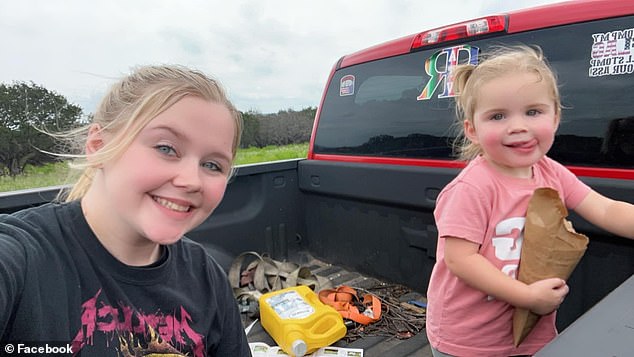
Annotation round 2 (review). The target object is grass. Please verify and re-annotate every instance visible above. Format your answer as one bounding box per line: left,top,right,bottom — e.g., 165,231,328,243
0,162,72,192
234,143,308,165
0,143,309,193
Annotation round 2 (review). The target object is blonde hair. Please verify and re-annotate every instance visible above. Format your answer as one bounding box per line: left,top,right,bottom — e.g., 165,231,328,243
452,45,561,161
56,65,242,202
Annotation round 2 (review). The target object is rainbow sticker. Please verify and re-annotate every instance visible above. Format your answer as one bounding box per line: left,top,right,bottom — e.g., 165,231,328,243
418,45,480,101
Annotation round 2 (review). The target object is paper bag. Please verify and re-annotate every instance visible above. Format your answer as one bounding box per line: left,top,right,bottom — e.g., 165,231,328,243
512,187,589,347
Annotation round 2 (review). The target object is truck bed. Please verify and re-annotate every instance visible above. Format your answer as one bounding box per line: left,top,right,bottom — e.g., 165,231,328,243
3,160,633,356
240,253,432,357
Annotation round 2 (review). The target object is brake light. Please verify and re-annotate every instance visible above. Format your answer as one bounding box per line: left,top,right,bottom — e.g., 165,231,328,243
411,16,507,49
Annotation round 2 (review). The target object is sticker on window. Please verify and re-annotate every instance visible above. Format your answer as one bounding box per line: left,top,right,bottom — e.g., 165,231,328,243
340,75,355,96
589,27,634,77
417,45,480,101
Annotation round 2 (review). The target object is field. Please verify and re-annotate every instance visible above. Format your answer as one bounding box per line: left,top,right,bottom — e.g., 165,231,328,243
0,143,308,193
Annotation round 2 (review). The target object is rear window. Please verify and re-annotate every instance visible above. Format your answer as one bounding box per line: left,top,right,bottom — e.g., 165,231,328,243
313,15,634,169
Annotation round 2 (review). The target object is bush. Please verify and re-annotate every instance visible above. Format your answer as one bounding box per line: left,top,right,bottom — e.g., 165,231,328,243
240,107,316,148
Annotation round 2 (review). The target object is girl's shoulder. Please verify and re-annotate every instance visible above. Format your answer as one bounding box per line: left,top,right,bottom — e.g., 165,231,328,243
535,156,568,172
0,202,76,274
175,236,229,277
443,157,496,193
436,159,498,213
535,156,585,187
535,156,591,207
455,156,495,180
0,202,68,238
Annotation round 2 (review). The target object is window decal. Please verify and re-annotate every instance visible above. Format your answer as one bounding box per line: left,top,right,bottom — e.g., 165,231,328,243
417,45,480,101
589,27,634,77
340,75,355,96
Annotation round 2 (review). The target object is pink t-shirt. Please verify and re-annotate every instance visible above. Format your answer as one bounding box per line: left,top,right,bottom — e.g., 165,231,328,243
426,156,591,357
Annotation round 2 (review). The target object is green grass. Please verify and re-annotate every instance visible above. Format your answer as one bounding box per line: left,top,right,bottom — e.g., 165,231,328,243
0,143,309,193
234,143,308,165
0,162,72,192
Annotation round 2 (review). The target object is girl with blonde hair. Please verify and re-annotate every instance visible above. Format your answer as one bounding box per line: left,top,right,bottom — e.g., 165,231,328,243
0,65,251,356
426,45,634,356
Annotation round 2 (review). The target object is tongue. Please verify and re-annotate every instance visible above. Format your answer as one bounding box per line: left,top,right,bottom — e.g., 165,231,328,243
510,140,535,148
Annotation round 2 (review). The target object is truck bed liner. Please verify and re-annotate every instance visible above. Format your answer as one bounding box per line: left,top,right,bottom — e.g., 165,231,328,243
241,254,433,357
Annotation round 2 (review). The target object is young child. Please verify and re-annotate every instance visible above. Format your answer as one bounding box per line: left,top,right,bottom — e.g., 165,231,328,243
426,45,634,357
0,65,251,356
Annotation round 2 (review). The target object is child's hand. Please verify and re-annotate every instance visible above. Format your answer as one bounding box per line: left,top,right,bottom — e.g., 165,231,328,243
527,278,569,315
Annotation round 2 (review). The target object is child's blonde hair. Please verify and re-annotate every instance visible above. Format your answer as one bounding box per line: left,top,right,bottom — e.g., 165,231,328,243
452,45,561,161
57,65,242,202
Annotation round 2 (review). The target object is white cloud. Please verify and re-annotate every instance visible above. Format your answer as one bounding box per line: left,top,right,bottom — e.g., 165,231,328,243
0,0,562,114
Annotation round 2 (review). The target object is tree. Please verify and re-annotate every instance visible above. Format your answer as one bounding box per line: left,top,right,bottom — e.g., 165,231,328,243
0,82,83,176
253,107,316,147
240,110,261,148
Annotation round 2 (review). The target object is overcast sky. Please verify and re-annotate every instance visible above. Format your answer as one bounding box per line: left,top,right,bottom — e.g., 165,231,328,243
0,0,563,115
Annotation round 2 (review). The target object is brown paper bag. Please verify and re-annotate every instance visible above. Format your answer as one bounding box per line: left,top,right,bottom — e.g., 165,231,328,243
512,187,589,347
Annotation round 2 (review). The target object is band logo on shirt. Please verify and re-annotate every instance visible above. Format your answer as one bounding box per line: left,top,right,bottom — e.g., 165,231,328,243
71,289,204,357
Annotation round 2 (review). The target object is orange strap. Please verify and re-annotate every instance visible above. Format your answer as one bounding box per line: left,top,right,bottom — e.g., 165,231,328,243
318,286,381,325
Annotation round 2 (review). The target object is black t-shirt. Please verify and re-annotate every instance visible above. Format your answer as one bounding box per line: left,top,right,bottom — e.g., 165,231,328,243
0,201,251,356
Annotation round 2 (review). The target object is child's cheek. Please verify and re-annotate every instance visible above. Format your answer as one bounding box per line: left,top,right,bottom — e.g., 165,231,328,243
480,130,503,150
539,123,558,137
534,124,558,145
